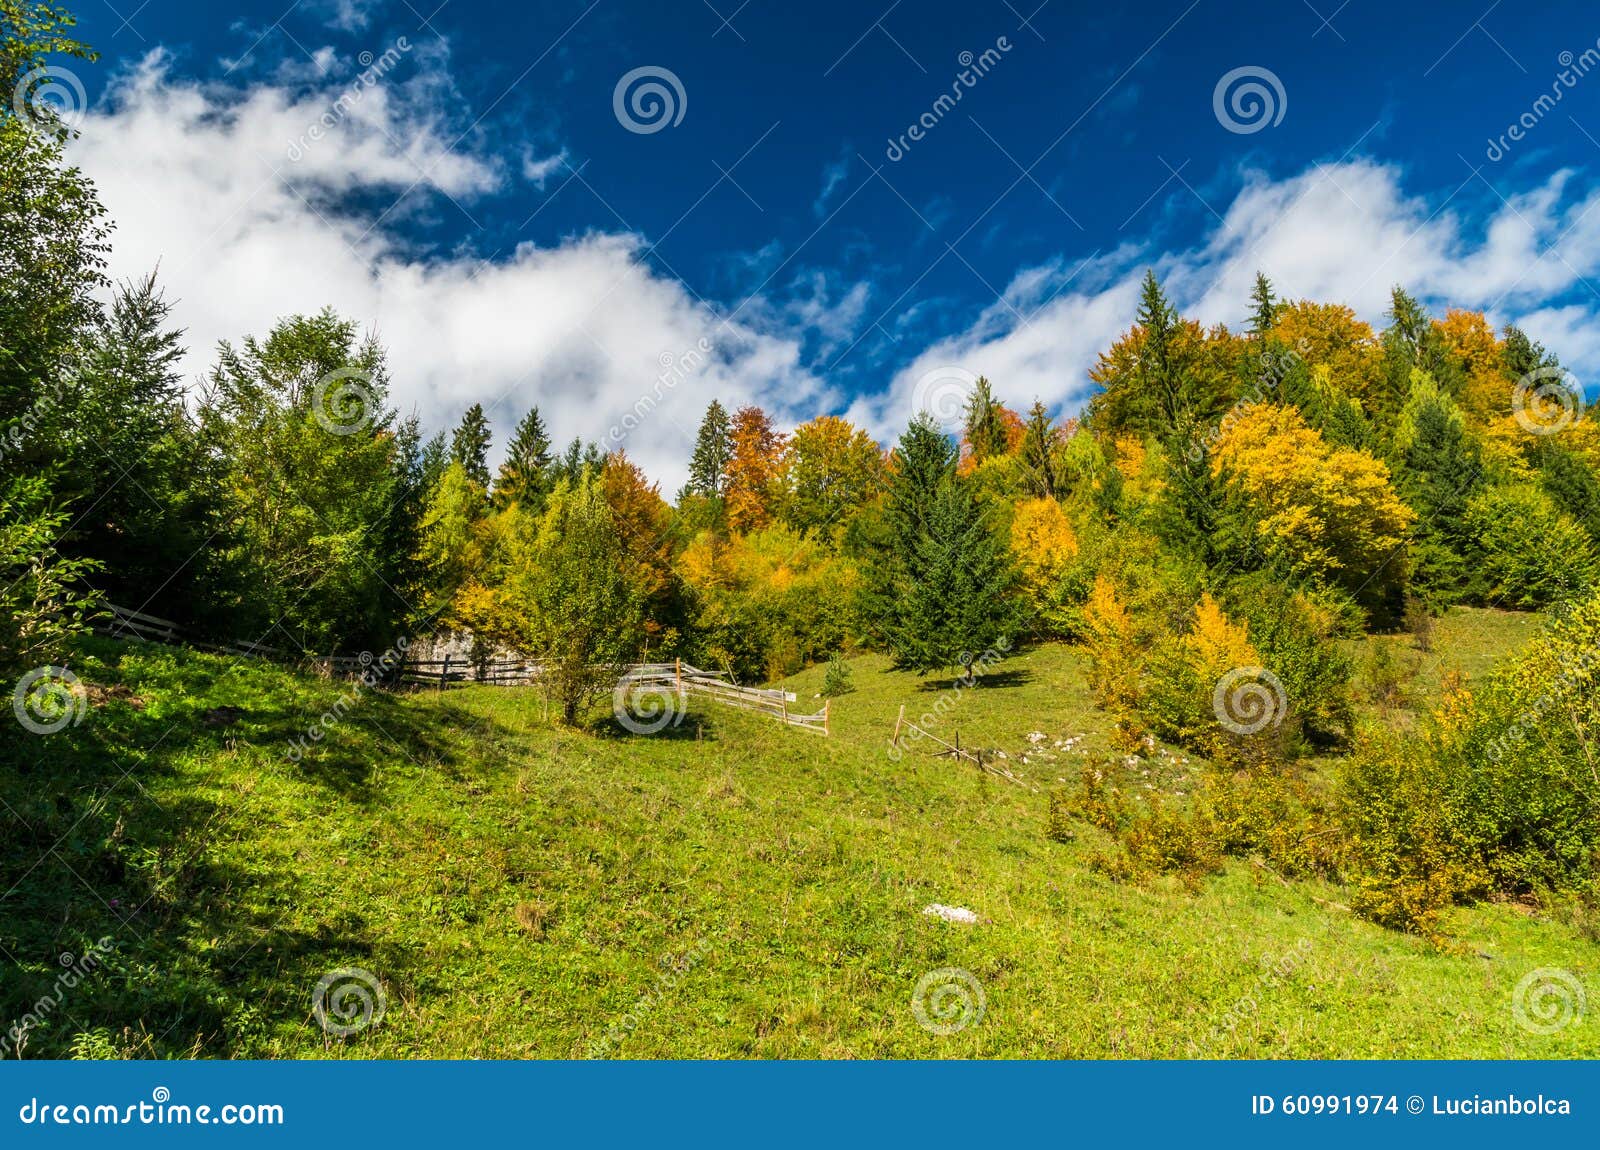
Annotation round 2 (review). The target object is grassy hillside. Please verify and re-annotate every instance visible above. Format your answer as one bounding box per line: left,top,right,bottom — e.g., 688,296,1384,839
1,612,1595,1059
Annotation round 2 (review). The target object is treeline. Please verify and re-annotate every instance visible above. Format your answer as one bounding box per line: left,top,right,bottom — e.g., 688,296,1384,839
4,0,1596,692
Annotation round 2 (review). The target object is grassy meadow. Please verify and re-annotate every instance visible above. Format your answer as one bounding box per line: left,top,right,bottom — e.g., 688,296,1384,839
1,607,1595,1060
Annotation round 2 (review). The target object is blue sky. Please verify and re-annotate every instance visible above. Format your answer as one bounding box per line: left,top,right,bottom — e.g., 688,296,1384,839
50,0,1600,485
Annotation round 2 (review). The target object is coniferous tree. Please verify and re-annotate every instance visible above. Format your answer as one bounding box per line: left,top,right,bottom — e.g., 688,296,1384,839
1502,323,1559,381
963,376,1009,462
495,405,553,511
1399,386,1484,607
553,437,603,485
418,430,449,495
1019,400,1059,499
450,402,492,488
857,415,953,650
64,273,228,622
1378,288,1464,412
686,400,733,498
1536,442,1600,544
1249,271,1279,336
892,475,1020,673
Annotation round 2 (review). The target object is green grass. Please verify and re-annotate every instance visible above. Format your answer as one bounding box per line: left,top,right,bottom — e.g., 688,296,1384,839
1349,607,1545,727
1,611,1595,1059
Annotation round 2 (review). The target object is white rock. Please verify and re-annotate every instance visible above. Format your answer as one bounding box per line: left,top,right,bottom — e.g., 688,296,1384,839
922,903,980,924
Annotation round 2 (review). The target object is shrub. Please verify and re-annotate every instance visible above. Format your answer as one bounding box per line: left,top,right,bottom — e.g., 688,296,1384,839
821,653,854,697
1339,595,1600,931
1465,484,1599,607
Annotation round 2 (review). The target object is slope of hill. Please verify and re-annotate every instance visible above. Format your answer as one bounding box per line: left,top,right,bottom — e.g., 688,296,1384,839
0,615,1593,1058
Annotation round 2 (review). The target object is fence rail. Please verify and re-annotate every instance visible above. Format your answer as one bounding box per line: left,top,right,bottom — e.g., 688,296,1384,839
95,605,827,735
616,664,828,735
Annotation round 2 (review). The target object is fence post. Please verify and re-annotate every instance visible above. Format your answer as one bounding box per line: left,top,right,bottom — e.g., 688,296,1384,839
824,699,830,737
892,703,904,748
438,654,451,693
675,657,683,696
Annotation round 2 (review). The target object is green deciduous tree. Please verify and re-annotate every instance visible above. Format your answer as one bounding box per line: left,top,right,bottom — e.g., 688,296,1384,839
197,311,407,652
503,473,645,724
781,414,882,540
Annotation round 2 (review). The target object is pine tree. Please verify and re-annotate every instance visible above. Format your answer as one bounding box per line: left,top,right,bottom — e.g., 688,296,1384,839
450,402,492,488
686,400,733,497
857,415,953,650
495,406,553,511
418,430,449,494
892,475,1019,673
963,376,1008,462
1019,400,1059,499
1248,271,1278,335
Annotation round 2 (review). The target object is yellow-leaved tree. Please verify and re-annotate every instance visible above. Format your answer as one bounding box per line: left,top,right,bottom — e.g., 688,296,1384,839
1081,574,1144,746
1009,496,1078,634
1211,403,1415,613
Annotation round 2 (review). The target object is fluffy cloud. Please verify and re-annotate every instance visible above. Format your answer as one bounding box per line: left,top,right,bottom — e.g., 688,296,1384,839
71,52,831,491
70,50,1600,486
859,160,1600,442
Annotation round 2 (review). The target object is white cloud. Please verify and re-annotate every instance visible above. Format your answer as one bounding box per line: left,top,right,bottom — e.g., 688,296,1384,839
70,52,832,492
858,159,1600,442
68,48,1600,485
520,148,570,188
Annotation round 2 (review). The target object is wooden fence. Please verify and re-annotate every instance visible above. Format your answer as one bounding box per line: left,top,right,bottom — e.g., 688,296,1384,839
390,656,831,735
98,604,284,659
96,605,829,735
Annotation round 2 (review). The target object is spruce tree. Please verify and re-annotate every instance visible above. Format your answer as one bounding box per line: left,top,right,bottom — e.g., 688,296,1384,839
858,414,954,653
894,475,1019,673
1502,323,1558,381
1019,400,1059,499
1379,288,1464,411
495,405,553,511
1248,271,1278,335
553,437,603,485
418,430,449,495
963,376,1009,461
686,400,733,497
861,415,1017,672
1399,388,1484,607
450,402,492,488
64,273,227,622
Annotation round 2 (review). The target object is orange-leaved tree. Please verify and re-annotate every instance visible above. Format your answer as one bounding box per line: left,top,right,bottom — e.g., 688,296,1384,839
725,405,787,532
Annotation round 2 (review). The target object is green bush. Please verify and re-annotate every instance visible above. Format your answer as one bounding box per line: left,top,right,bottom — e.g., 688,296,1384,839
1466,484,1600,607
1339,596,1600,930
821,653,854,697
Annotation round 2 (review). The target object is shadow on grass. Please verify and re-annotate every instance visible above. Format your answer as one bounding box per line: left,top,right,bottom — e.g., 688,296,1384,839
0,637,527,1057
913,668,1034,692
